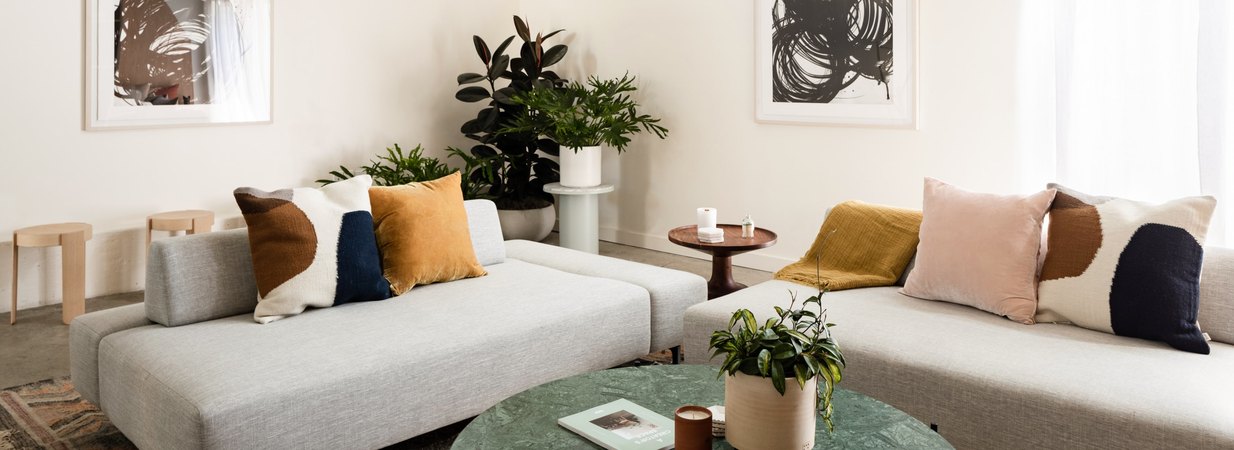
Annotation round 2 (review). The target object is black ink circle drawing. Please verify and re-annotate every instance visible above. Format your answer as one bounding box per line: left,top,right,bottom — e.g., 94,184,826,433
771,0,894,104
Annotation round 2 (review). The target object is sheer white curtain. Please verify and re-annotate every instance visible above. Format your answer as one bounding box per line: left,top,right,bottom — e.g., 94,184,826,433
1018,0,1234,244
205,0,270,122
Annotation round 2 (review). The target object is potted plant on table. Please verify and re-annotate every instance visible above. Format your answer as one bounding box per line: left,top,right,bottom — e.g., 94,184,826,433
709,283,846,450
503,73,669,188
452,16,567,241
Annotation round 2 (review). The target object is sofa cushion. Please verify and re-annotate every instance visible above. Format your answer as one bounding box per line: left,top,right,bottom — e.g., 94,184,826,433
901,178,1056,324
100,259,651,450
504,239,706,352
234,175,391,323
69,303,152,405
684,281,1234,449
369,172,487,294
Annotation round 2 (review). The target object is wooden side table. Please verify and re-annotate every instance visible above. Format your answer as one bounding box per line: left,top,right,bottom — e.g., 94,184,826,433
11,223,93,325
668,224,777,299
147,210,214,251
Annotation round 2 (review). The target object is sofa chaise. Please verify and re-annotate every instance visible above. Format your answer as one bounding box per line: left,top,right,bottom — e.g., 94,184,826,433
70,200,706,449
683,251,1234,449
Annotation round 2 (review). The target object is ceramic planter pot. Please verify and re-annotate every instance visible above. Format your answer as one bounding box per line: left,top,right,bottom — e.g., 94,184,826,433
559,145,602,187
496,204,555,242
724,372,817,450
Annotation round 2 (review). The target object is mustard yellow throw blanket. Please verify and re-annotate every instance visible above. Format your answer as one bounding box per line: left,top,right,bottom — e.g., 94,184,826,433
774,201,922,291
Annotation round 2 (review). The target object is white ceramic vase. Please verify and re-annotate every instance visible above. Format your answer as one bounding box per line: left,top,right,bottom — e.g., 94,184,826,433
496,204,555,241
559,145,602,187
724,372,817,450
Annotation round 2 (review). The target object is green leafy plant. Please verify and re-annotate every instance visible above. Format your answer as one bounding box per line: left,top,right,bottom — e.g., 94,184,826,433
317,143,495,200
455,16,567,210
708,253,846,432
504,73,668,152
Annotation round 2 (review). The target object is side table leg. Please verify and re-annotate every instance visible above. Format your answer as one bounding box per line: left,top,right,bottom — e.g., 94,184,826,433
708,254,747,300
10,239,17,325
558,194,600,254
60,233,86,325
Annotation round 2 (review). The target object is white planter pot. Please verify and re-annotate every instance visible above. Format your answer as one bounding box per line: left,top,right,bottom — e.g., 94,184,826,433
725,372,817,450
496,204,556,242
559,145,602,187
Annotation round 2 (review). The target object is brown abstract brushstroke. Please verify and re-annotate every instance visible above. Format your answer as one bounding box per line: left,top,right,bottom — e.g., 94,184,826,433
235,194,317,297
1041,192,1103,281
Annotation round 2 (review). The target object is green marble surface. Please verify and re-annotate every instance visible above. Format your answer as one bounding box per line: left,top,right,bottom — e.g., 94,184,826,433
451,365,952,449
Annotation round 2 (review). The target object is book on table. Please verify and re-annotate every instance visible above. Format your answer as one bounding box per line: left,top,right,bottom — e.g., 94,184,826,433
558,399,675,450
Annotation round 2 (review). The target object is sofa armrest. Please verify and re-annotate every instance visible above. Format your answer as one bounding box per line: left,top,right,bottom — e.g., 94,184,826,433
70,303,153,405
504,240,706,352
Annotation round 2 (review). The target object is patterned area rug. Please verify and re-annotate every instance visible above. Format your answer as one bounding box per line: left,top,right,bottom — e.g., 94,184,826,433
0,378,130,450
0,354,671,449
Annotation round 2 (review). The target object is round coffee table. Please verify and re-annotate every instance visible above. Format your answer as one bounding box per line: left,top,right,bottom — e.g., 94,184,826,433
451,365,952,449
668,225,777,299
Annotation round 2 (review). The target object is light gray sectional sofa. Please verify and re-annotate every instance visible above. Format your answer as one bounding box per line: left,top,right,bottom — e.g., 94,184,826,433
70,200,706,450
683,249,1234,449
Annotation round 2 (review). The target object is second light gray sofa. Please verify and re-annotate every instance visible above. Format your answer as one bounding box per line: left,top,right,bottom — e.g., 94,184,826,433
683,250,1234,449
70,200,706,449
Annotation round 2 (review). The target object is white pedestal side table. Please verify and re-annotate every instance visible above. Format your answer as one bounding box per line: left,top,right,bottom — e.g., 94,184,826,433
543,183,614,254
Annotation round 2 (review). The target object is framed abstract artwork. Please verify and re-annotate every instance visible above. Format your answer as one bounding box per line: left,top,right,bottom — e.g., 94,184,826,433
754,0,917,127
86,0,271,130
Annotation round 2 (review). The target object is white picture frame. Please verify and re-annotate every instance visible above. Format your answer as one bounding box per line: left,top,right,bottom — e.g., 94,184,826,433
85,0,272,130
754,0,917,128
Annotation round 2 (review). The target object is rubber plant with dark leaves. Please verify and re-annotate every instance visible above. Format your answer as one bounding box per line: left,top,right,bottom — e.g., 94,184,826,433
452,16,567,210
709,270,846,432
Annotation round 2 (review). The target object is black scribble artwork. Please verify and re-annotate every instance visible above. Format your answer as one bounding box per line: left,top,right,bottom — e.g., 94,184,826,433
771,0,894,104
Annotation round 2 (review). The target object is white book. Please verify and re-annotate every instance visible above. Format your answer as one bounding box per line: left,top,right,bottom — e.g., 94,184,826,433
558,399,675,450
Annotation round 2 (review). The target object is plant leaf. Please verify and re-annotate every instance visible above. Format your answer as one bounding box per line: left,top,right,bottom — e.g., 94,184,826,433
513,16,531,42
457,73,486,85
455,86,490,102
493,35,516,59
756,349,771,376
541,44,567,67
770,360,786,394
472,35,490,64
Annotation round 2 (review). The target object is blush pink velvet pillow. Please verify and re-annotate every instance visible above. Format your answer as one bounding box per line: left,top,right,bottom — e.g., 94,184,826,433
900,178,1056,324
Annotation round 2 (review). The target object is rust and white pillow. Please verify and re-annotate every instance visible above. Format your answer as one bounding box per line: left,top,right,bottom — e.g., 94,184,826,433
1036,184,1215,354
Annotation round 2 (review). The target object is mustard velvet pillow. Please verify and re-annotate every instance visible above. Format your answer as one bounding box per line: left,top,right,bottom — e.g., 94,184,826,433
369,172,486,294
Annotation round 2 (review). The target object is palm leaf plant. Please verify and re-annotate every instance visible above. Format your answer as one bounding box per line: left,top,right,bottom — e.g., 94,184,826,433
502,73,668,152
454,16,568,210
317,143,495,200
709,243,846,432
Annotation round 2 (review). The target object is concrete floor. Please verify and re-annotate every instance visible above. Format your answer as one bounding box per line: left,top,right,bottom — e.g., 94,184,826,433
0,236,772,390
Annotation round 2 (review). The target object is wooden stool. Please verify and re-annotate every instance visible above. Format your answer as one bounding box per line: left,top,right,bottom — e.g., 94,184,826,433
11,223,93,325
147,210,214,251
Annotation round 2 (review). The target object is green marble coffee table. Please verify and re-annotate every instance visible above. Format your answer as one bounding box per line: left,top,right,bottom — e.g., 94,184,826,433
451,364,952,449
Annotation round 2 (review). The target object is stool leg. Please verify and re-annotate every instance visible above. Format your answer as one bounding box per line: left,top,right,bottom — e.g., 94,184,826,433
10,238,17,325
60,233,86,325
190,217,210,235
146,219,153,253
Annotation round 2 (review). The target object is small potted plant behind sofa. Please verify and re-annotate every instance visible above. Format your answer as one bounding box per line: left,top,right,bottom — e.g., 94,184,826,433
317,143,495,200
504,73,668,187
453,16,567,241
709,283,845,450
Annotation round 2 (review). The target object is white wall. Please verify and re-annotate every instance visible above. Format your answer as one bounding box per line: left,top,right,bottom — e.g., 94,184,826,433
518,0,1034,271
1,0,1036,313
0,1,517,313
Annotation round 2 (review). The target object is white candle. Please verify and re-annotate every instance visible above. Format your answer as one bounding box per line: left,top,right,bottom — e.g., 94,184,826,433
697,207,717,229
677,410,711,420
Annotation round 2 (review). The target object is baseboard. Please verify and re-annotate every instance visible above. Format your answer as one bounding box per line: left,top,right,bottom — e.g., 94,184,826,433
598,227,794,272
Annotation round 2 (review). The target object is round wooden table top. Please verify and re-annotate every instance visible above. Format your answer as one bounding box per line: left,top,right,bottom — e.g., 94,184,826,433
148,210,214,231
668,224,777,254
13,222,93,247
